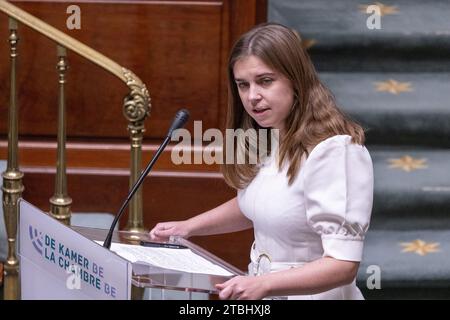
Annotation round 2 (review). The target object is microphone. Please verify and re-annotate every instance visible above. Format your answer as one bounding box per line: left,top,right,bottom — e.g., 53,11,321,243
103,109,190,249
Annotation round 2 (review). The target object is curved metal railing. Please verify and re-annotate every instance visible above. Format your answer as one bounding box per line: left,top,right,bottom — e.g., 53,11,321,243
0,0,151,299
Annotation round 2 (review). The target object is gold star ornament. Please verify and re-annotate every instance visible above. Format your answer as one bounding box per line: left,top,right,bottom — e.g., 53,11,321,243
359,2,399,16
400,239,440,256
374,79,413,94
302,39,317,50
388,155,427,172
292,29,316,50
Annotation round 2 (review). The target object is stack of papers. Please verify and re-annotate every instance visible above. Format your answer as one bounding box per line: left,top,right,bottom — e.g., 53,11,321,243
98,242,234,277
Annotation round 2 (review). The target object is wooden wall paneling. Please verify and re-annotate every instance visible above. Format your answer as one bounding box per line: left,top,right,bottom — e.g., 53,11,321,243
0,140,222,172
0,0,224,139
229,0,267,47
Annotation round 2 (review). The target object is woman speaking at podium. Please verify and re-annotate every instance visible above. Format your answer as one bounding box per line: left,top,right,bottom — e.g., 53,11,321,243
149,23,374,300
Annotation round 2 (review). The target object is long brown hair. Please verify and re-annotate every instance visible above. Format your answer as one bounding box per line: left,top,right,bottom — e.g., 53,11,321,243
222,23,365,189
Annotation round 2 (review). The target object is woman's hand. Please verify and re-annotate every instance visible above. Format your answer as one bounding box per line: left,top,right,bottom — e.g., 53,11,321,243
149,221,191,241
215,275,269,300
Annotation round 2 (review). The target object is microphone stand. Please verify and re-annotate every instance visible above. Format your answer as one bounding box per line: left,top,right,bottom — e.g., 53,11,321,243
103,135,171,249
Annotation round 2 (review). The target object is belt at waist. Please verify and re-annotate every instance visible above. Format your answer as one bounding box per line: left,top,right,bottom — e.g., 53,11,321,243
249,242,305,276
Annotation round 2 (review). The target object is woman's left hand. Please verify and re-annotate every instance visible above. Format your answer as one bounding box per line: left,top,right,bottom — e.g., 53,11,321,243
215,275,269,300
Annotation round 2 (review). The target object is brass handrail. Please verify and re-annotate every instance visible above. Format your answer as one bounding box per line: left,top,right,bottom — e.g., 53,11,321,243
0,0,151,228
1,0,127,84
1,0,151,299
0,1,151,122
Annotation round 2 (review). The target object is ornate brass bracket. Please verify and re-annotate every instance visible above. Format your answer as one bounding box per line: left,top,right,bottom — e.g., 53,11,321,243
122,68,151,233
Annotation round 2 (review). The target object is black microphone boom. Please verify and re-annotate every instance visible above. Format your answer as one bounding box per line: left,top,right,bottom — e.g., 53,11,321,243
167,108,190,138
103,109,190,249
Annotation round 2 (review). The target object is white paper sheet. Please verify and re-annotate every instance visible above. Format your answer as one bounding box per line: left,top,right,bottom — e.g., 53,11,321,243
97,242,233,277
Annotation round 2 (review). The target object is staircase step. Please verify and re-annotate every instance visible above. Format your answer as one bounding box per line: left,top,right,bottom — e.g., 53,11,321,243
357,229,450,299
269,0,450,71
320,72,450,147
370,146,450,219
370,216,450,231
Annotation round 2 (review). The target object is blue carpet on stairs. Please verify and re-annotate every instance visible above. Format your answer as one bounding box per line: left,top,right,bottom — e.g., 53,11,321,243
269,0,450,72
358,229,450,287
269,0,450,299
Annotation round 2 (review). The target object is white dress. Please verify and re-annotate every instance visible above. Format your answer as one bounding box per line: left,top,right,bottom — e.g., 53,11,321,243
237,135,374,300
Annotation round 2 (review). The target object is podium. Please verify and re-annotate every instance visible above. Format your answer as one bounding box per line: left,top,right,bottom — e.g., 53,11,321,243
19,200,244,300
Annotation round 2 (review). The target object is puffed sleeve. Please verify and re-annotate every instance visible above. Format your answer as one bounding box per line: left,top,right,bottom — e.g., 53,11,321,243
303,135,374,262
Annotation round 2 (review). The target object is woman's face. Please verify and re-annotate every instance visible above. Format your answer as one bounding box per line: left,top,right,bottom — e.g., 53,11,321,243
233,55,294,134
